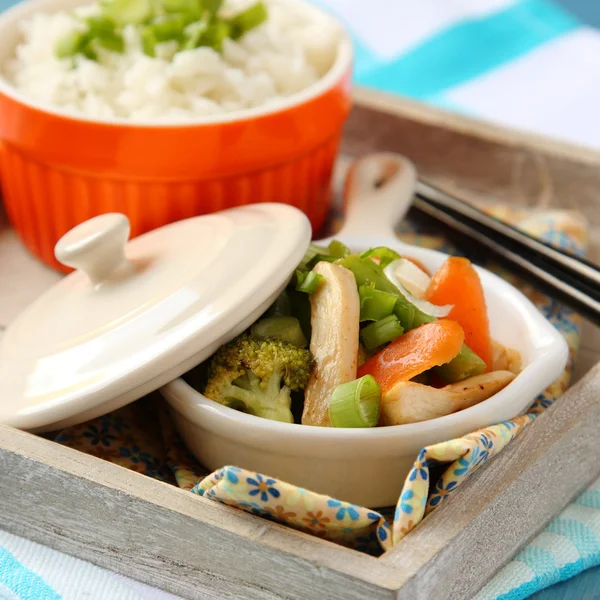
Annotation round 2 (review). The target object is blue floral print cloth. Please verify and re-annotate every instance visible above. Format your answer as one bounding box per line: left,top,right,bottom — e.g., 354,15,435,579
54,206,586,561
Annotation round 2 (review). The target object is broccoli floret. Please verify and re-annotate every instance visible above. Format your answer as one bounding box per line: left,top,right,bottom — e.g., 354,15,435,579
203,335,314,423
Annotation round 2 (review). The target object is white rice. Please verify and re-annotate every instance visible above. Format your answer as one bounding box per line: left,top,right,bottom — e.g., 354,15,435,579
3,0,342,122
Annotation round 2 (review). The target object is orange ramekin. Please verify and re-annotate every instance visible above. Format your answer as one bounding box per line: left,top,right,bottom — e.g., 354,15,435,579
0,0,353,272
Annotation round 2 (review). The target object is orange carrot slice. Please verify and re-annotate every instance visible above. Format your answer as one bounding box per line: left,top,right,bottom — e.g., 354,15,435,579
357,320,464,394
425,257,493,371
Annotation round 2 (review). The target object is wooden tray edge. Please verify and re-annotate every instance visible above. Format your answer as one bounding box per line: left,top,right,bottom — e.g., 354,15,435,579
0,91,599,599
353,87,600,166
0,421,401,600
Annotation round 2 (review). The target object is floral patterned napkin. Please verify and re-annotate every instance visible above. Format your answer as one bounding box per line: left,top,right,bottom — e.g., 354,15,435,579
53,206,587,557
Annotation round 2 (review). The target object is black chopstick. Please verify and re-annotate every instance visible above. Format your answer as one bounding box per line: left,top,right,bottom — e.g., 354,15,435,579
416,180,600,288
411,183,600,325
413,194,600,296
412,197,600,323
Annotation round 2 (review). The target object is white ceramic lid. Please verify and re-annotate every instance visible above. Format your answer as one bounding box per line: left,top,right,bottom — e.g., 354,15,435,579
0,203,311,432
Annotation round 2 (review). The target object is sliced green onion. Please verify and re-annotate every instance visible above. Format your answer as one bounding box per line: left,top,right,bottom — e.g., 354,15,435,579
95,30,125,53
295,270,323,294
199,19,230,51
182,20,205,48
151,14,186,41
251,316,307,348
56,30,88,58
85,15,116,35
181,10,204,26
161,0,186,11
229,1,267,39
392,299,415,330
327,239,350,259
101,0,153,25
298,242,334,271
328,375,381,428
82,40,99,60
56,16,125,60
359,284,397,322
298,240,349,272
141,25,158,55
360,246,402,268
202,0,223,17
434,345,486,383
360,315,404,351
161,0,199,13
301,244,325,264
58,0,266,61
337,254,400,296
298,244,321,270
393,297,434,331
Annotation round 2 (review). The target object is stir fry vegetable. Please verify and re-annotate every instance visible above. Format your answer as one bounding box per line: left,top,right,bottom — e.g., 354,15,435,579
328,375,381,428
360,315,404,351
196,240,521,428
55,0,268,60
203,335,313,423
425,257,494,371
359,284,397,322
251,316,307,348
337,253,486,382
358,320,464,394
295,270,324,294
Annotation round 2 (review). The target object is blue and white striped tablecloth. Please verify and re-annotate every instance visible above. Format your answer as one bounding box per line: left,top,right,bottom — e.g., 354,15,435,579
314,0,600,151
2,1,600,599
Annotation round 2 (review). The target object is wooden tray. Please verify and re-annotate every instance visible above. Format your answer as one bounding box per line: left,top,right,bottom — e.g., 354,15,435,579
2,88,600,600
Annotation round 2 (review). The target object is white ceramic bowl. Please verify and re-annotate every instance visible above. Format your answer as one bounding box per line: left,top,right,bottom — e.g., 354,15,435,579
160,155,569,507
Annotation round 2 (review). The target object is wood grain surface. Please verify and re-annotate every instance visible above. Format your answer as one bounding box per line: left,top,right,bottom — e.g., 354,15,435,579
0,422,400,600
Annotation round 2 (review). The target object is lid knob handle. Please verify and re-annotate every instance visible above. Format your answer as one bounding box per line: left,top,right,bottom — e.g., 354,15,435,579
55,213,133,285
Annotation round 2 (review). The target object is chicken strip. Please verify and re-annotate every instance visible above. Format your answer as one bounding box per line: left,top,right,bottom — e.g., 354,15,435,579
380,370,516,425
302,262,360,426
